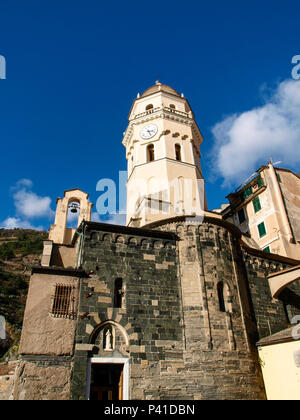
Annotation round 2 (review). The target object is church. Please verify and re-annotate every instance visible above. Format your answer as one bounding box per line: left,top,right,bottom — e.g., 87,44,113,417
12,82,300,400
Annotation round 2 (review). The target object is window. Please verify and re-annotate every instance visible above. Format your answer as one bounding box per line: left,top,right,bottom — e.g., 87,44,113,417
147,144,155,162
51,284,75,318
242,186,252,200
175,144,182,161
253,196,262,213
145,104,153,111
258,221,267,238
237,208,246,224
257,176,263,188
276,173,282,183
114,278,123,308
169,104,176,110
263,246,270,253
217,282,226,312
217,282,232,313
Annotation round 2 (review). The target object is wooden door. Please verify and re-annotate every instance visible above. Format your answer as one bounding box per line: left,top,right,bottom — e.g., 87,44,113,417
118,369,123,400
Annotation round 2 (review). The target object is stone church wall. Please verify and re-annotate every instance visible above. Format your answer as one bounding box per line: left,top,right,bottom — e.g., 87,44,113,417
13,218,300,400
70,218,300,400
71,223,182,400
155,220,265,399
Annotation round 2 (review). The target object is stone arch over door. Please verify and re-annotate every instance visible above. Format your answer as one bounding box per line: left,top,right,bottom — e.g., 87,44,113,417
89,320,129,357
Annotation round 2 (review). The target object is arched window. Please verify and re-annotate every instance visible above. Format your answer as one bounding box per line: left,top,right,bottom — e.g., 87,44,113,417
67,201,80,228
114,278,123,308
147,144,155,162
145,104,154,111
169,104,176,110
217,282,226,312
175,144,182,161
217,282,232,313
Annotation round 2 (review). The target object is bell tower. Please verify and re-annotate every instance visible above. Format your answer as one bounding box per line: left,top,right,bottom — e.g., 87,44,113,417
122,82,207,227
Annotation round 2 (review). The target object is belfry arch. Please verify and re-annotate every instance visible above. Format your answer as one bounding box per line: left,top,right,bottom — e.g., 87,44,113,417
49,189,93,244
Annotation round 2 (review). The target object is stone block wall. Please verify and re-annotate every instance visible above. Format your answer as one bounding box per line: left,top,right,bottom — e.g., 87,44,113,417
72,219,294,400
243,254,300,340
13,216,300,400
71,222,183,400
13,356,72,400
155,220,266,399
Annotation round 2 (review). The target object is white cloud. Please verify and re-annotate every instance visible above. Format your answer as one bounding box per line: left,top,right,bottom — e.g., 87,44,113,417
14,178,33,189
0,217,44,230
13,183,54,219
211,79,300,185
0,179,55,231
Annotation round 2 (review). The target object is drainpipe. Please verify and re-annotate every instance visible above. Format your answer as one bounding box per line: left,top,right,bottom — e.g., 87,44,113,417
268,162,294,243
75,221,87,268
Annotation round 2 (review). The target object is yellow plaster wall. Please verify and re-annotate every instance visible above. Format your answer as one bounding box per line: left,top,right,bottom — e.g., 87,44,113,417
258,340,300,400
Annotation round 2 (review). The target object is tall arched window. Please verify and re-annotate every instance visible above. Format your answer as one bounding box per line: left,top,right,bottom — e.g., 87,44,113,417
67,201,80,228
175,144,182,161
114,278,123,308
217,282,226,312
217,282,232,313
147,144,155,162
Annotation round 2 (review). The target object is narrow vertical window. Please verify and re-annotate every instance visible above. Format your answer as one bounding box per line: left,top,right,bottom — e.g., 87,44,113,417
237,208,246,224
217,282,226,312
258,221,267,238
253,196,262,213
257,176,263,187
217,282,232,313
175,144,182,161
114,278,123,308
147,144,155,162
243,186,252,199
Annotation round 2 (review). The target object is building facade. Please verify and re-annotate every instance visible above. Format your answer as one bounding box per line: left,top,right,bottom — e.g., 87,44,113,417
12,83,300,400
223,162,300,260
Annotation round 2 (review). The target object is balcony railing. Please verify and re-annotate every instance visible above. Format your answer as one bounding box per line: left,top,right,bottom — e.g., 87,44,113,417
133,106,191,120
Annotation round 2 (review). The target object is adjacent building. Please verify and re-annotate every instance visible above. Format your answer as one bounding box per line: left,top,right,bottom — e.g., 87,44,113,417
222,162,300,260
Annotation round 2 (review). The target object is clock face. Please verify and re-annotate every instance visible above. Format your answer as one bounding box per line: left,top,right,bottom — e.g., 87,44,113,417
140,124,158,140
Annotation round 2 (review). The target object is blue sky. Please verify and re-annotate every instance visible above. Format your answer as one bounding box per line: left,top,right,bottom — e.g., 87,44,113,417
0,0,299,230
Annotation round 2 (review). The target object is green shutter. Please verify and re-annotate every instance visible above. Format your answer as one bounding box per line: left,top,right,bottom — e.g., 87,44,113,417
258,222,266,238
257,177,263,187
243,186,252,200
263,246,270,253
253,196,262,213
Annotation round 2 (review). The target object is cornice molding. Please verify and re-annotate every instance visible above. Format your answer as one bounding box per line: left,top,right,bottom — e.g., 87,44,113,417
122,107,196,148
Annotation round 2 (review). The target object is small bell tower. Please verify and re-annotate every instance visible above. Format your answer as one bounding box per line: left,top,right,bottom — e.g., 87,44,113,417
122,82,207,227
49,188,93,244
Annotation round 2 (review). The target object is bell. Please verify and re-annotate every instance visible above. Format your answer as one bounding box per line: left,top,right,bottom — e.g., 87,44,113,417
70,204,78,213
